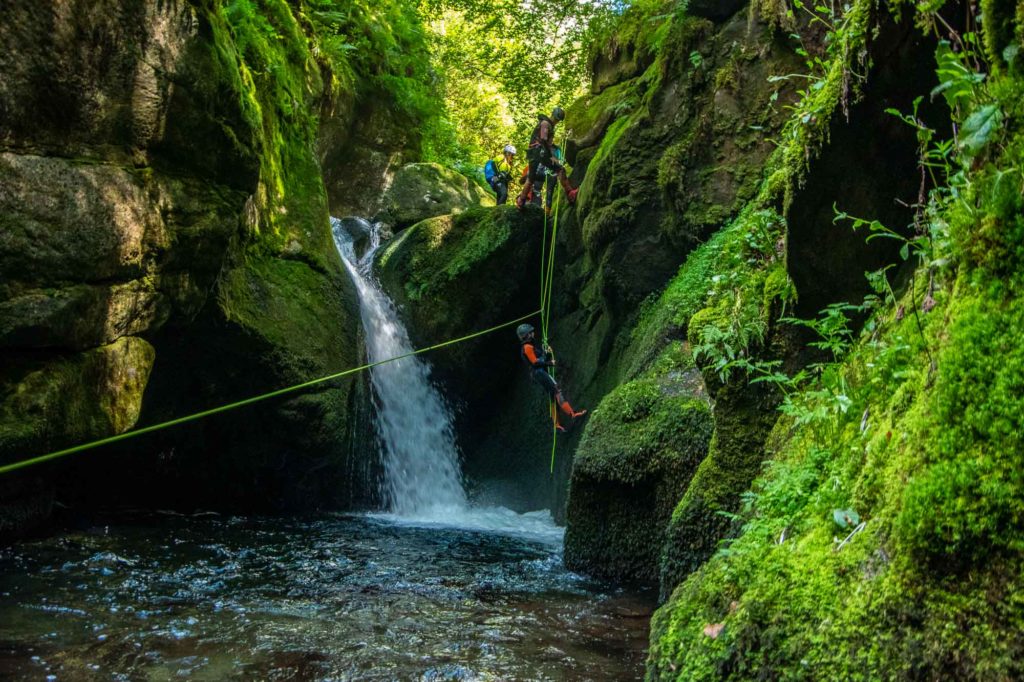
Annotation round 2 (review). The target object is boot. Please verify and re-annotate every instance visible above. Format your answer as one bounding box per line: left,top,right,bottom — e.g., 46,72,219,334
558,398,586,420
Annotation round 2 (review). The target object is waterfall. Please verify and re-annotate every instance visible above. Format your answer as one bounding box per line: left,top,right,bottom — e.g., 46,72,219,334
331,217,468,519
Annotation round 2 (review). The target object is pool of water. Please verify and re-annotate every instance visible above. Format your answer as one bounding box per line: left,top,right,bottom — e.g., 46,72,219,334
0,512,652,680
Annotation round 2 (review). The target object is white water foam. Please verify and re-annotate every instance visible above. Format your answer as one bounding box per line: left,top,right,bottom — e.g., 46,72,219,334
368,508,565,545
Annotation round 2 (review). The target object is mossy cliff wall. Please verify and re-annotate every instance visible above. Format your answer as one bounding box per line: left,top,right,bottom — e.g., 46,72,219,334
560,0,950,592
0,0,427,534
560,3,809,581
646,0,1024,676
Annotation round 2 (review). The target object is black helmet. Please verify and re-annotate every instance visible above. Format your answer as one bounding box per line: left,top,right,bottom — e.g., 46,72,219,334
552,107,565,122
516,323,535,341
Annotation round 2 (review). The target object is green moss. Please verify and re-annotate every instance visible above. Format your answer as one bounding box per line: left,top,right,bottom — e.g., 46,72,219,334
648,4,1024,674
577,116,633,216
896,296,1024,567
762,264,796,312
218,255,352,371
980,0,1019,70
378,207,522,303
0,338,155,462
565,78,642,139
576,380,712,483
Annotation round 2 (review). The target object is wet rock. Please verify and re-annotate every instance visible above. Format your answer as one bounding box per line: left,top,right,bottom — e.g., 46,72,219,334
0,0,388,521
0,336,156,461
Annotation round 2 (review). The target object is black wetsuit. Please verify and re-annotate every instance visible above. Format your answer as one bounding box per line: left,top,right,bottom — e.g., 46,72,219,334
521,339,559,398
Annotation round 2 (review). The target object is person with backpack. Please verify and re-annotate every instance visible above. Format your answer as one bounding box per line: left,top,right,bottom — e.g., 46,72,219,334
484,145,518,205
516,107,578,210
516,323,586,432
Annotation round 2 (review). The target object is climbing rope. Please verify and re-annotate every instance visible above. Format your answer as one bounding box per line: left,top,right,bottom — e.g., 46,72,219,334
537,156,565,475
0,310,542,477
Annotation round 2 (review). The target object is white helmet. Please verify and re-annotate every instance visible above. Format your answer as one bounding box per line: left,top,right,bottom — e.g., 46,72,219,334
503,144,517,156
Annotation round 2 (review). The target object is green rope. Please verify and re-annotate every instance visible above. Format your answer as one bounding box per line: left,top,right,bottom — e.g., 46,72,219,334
0,310,542,477
546,196,562,474
540,203,550,341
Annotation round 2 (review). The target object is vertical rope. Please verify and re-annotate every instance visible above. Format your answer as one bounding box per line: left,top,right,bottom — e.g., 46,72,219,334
537,126,567,475
545,195,563,474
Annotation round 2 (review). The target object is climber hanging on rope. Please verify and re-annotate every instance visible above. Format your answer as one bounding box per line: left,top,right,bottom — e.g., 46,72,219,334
516,107,578,210
517,323,586,432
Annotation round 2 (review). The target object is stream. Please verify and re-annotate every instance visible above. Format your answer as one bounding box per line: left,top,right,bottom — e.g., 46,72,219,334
0,513,651,680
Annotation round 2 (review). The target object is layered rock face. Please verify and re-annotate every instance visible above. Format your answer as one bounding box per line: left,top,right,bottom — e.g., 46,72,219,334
0,0,420,534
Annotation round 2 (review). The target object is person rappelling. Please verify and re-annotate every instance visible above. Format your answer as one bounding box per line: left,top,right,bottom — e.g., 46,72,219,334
517,323,586,432
516,107,578,210
484,144,518,205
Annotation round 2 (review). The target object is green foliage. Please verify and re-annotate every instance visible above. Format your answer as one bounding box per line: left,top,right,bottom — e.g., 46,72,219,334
688,209,787,381
307,0,437,118
219,0,326,250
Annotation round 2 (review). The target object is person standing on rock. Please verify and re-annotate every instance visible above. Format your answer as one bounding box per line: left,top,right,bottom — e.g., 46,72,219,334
485,145,518,205
517,323,586,432
516,107,578,210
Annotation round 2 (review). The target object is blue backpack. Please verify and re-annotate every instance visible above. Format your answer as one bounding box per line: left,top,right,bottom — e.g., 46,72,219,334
484,159,498,183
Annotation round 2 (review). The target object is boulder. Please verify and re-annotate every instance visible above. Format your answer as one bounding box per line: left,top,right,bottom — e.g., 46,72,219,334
374,163,493,232
0,0,374,521
565,371,713,584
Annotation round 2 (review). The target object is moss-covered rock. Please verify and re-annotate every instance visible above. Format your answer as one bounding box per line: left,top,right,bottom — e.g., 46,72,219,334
373,162,493,232
646,1,1024,679
0,337,155,459
378,206,540,317
659,378,780,596
565,371,713,583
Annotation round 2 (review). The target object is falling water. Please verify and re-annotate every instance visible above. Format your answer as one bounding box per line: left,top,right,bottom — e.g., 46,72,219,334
331,217,468,519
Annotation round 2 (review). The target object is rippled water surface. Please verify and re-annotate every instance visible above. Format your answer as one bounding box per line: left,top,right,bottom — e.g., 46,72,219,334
0,513,652,680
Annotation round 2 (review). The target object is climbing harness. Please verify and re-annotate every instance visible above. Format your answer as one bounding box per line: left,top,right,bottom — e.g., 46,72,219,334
0,311,541,477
